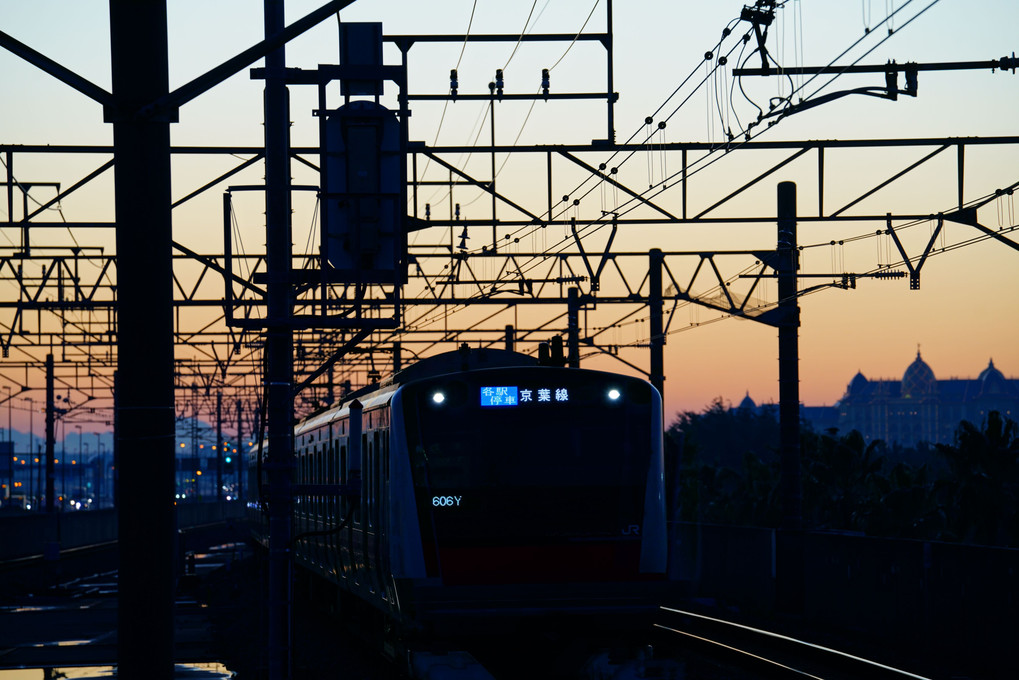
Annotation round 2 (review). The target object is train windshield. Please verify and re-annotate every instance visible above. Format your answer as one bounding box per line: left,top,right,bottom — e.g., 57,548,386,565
401,368,656,547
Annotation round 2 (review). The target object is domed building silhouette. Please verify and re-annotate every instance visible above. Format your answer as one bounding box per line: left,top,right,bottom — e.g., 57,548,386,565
833,352,1018,445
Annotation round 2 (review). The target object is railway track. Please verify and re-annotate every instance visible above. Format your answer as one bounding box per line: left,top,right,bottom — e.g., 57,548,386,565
654,606,934,680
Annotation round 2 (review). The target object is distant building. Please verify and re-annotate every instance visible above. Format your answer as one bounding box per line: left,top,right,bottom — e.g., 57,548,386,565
738,352,1019,446
833,352,1018,445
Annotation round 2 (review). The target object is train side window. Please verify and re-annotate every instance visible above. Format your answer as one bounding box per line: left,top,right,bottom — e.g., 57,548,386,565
326,441,333,484
311,447,318,517
359,433,367,526
340,443,347,485
334,441,340,485
365,434,372,528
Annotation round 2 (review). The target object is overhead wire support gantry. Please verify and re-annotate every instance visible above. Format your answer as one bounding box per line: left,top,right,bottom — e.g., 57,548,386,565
733,55,1017,118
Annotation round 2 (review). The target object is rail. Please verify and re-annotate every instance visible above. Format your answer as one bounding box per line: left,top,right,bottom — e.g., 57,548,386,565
0,500,245,563
656,606,933,679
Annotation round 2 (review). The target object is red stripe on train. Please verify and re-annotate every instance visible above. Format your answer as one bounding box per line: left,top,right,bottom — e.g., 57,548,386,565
438,542,641,585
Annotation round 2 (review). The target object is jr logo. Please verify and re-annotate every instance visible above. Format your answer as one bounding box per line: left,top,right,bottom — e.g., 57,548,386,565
622,524,641,536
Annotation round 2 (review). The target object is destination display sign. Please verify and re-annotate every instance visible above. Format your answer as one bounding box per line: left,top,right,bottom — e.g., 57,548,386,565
480,385,570,407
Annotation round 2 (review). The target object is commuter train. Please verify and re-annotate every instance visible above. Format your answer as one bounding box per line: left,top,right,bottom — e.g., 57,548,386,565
250,344,669,644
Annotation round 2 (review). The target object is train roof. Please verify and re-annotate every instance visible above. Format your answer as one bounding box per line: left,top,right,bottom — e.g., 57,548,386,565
384,345,539,386
293,346,540,436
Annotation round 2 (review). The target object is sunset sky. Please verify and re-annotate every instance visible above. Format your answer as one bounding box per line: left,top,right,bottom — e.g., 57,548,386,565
1,0,1017,429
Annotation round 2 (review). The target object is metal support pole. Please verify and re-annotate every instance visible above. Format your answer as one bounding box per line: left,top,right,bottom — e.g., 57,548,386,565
109,1,176,677
777,182,801,528
264,1,294,677
504,324,515,352
236,399,244,505
606,0,615,142
957,143,965,211
216,391,223,502
567,287,581,368
490,93,497,251
45,354,54,513
27,398,33,508
5,151,12,227
776,180,803,615
393,341,402,374
5,389,10,503
648,249,665,399
113,370,119,510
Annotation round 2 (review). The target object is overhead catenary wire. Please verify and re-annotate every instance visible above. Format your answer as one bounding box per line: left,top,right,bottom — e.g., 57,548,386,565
413,0,478,186
512,0,941,266
547,0,601,73
503,0,539,70
400,0,991,361
423,0,573,213
430,7,747,264
0,154,76,249
481,0,603,190
419,0,545,211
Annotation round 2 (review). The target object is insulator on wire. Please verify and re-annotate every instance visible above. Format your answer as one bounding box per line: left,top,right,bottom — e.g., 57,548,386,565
495,69,504,98
450,69,458,98
541,68,550,99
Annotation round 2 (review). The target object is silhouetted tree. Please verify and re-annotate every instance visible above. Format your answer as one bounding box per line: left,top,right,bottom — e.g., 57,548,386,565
801,429,887,533
666,406,1019,547
868,461,944,539
934,411,1019,546
668,398,781,525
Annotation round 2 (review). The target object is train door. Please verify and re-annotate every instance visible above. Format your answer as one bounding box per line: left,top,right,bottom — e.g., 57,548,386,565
339,436,352,583
377,427,394,604
371,428,385,597
364,428,381,595
361,431,371,591
328,438,339,581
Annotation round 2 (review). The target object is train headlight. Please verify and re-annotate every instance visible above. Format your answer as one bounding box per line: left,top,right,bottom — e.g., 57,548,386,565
432,391,446,405
607,388,622,401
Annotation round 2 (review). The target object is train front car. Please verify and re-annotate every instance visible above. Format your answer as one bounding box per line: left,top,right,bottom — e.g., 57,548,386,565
389,364,668,638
